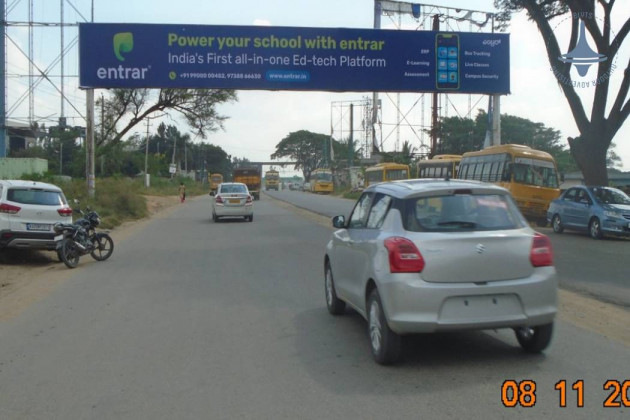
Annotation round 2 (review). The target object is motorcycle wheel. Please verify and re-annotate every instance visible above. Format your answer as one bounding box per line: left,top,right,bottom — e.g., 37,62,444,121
90,233,114,261
60,238,80,269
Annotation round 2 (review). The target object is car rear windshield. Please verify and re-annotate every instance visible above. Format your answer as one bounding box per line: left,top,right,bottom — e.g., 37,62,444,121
221,185,247,194
7,188,66,206
402,193,525,232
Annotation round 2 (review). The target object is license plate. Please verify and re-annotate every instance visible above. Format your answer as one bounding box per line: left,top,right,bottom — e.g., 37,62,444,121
229,199,241,204
26,223,51,231
54,234,63,241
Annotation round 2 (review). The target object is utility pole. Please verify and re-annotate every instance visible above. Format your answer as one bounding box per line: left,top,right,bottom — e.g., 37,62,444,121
349,103,354,167
143,114,163,187
144,118,151,188
86,89,95,197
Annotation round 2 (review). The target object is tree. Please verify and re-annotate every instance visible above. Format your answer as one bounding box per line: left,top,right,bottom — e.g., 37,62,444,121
495,0,630,185
98,88,237,147
436,115,485,155
437,110,580,173
271,130,339,180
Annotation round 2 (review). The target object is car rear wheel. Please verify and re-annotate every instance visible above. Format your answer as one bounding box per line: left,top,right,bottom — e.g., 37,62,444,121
248,215,253,222
589,217,603,239
515,322,553,353
367,289,402,365
325,261,345,315
552,214,564,233
212,212,220,222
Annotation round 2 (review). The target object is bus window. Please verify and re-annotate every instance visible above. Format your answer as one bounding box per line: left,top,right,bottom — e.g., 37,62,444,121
481,162,492,181
387,169,408,181
502,162,512,182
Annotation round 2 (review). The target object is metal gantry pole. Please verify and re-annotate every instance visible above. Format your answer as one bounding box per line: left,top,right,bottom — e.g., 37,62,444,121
372,0,381,154
0,0,6,158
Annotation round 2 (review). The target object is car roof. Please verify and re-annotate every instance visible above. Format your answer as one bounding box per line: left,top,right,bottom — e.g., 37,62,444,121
364,178,509,199
0,179,63,191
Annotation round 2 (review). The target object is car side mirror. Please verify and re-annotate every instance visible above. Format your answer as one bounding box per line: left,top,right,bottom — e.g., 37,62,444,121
332,215,346,228
209,191,215,196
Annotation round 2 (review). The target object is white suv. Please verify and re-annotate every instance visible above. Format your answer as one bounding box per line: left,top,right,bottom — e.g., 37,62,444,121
0,180,73,250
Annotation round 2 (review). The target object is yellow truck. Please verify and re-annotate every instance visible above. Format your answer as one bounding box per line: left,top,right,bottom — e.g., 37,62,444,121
265,169,280,191
208,173,223,195
233,167,262,200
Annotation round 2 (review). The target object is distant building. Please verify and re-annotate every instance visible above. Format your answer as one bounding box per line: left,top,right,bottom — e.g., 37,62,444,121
6,121,38,153
561,170,630,192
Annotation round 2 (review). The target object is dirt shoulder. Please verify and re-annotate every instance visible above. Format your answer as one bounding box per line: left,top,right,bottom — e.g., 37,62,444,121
1,194,628,348
0,194,181,321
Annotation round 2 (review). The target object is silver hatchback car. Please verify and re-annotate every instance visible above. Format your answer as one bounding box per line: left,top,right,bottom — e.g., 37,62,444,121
324,179,557,364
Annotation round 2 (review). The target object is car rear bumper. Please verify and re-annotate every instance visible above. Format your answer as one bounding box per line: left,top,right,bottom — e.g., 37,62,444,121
0,230,57,250
214,206,253,218
378,267,558,334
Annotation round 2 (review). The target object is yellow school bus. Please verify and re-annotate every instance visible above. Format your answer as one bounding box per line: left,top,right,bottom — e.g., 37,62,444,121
417,154,462,179
457,144,560,225
310,168,334,194
265,169,280,191
209,173,223,194
364,163,410,187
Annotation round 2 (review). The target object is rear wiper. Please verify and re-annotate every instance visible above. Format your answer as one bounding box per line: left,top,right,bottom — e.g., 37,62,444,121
437,221,477,228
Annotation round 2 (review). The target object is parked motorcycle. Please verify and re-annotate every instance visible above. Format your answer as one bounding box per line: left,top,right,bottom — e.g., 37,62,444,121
53,204,114,269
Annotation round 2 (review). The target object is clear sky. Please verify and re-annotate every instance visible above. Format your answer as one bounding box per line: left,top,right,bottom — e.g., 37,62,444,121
5,0,630,176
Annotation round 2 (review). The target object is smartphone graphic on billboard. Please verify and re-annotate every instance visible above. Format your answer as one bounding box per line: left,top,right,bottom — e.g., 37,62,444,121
436,33,459,90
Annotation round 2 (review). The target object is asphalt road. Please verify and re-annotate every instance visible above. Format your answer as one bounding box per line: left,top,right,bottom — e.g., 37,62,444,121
266,189,630,308
0,194,628,419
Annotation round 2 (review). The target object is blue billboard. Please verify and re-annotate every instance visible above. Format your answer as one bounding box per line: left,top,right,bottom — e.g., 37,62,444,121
79,23,509,94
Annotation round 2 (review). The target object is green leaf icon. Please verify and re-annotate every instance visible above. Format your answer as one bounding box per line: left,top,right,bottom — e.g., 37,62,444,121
113,32,134,61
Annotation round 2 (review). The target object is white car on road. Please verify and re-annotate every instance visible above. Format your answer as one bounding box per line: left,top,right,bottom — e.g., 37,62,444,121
211,182,254,222
0,180,73,250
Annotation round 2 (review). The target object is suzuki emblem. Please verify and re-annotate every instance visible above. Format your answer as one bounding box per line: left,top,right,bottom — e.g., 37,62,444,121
476,243,485,254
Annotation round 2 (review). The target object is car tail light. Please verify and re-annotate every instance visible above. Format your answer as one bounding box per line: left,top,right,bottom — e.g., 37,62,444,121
384,237,425,273
215,195,224,204
57,207,73,217
530,232,553,267
246,195,253,205
0,203,21,214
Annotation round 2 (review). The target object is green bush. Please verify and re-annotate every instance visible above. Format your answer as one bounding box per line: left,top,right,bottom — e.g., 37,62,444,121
16,176,209,230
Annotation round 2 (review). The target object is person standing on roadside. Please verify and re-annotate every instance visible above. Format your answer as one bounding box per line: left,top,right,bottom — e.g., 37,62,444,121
178,182,186,203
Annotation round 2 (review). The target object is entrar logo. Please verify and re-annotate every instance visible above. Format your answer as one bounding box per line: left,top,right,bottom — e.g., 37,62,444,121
113,32,134,61
96,31,149,80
